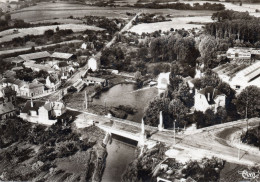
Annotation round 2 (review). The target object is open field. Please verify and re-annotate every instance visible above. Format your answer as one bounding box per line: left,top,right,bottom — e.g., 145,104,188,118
0,24,104,43
129,16,213,34
10,2,214,22
181,1,260,17
31,18,84,24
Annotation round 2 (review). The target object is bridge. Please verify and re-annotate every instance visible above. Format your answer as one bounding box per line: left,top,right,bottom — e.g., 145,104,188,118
72,108,260,166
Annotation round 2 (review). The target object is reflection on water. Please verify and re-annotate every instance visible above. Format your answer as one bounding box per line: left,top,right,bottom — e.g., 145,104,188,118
102,135,137,182
93,84,158,122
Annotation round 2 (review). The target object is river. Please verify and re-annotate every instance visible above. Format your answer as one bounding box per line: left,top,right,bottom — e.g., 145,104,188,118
102,135,137,182
93,83,158,123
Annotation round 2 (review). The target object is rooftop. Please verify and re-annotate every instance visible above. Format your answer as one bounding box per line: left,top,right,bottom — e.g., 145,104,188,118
19,51,51,61
0,102,15,115
51,52,75,60
84,76,106,83
21,100,45,113
198,86,224,105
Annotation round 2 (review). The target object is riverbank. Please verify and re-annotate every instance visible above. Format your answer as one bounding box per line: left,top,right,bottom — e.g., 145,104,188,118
122,143,226,182
0,117,107,182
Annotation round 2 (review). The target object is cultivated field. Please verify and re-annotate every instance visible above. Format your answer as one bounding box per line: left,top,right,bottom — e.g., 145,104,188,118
0,24,104,43
129,16,213,34
10,2,214,22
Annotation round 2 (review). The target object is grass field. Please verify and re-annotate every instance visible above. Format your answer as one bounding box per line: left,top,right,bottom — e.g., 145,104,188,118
129,16,213,34
0,24,104,43
10,2,214,22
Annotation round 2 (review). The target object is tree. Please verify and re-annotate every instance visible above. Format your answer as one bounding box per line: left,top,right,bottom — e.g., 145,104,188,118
168,98,189,128
236,86,260,119
44,29,54,38
144,97,170,127
4,14,11,21
199,35,217,68
137,47,148,60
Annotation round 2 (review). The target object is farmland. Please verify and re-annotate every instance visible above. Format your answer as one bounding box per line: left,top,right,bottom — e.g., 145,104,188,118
0,24,104,43
10,2,215,23
129,16,213,34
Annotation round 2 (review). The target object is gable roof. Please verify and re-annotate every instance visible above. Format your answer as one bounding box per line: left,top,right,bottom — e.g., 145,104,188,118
3,78,26,87
21,100,45,113
198,86,225,105
29,82,44,89
0,102,15,115
19,51,51,61
51,52,74,60
84,76,106,83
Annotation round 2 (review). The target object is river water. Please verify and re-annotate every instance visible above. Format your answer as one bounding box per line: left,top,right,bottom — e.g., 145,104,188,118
93,83,158,123
94,84,156,181
102,135,137,182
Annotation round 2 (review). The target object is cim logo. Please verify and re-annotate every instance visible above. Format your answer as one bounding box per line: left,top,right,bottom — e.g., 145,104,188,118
238,170,260,180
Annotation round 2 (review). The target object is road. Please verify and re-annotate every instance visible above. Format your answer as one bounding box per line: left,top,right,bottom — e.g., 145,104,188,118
63,12,140,87
69,103,260,166
0,40,83,56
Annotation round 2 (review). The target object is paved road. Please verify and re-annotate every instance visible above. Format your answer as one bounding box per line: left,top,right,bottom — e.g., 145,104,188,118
70,105,260,166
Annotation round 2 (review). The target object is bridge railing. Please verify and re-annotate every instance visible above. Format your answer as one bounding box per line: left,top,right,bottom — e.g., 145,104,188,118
109,116,158,131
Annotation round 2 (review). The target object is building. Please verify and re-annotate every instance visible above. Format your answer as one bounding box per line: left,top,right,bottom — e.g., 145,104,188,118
230,61,260,92
88,57,99,71
23,60,55,73
19,51,51,62
19,100,66,125
0,86,16,105
81,43,87,50
213,61,260,93
157,72,170,90
20,82,45,97
51,52,77,63
0,102,16,120
83,76,107,87
194,86,226,112
45,75,61,91
0,78,26,96
226,47,260,60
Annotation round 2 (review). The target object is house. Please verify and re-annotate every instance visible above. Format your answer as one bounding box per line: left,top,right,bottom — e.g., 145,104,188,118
0,102,16,120
19,51,51,62
20,82,45,97
45,75,61,91
157,72,170,90
0,78,26,96
194,86,226,112
3,70,16,79
81,43,87,50
88,57,99,71
0,86,16,105
19,100,66,125
83,76,107,87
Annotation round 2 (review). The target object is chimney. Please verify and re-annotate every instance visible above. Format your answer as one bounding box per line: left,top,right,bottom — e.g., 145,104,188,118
207,92,210,101
195,88,198,94
31,98,33,107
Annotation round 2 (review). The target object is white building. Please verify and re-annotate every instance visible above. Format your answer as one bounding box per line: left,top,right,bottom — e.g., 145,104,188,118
157,72,170,90
226,47,260,60
81,43,87,50
213,61,260,93
20,100,66,125
194,86,226,112
88,57,99,71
